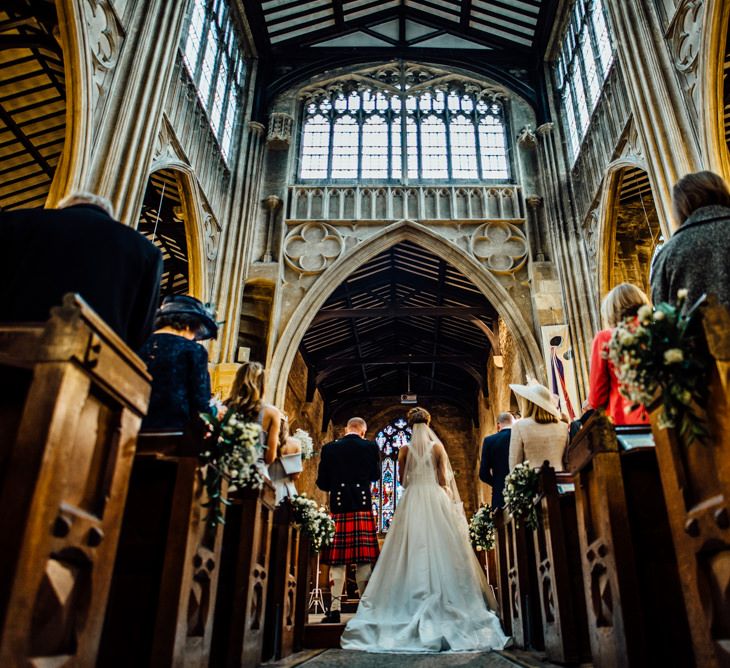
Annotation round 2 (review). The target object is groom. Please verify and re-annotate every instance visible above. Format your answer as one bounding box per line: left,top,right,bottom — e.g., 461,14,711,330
316,417,380,623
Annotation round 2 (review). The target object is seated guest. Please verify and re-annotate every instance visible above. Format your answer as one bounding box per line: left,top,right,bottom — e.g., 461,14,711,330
479,412,514,508
569,400,594,440
652,170,730,308
138,295,217,431
226,361,281,471
588,283,650,425
508,382,568,472
0,192,162,350
268,415,301,505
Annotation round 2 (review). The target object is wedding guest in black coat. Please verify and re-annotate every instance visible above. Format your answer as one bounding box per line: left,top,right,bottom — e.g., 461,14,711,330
138,295,217,431
0,192,162,350
479,412,514,508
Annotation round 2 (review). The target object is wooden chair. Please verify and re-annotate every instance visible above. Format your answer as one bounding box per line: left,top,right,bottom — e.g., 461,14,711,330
492,509,512,636
532,464,591,664
98,432,225,667
210,481,275,667
648,299,730,667
0,294,151,665
566,413,693,667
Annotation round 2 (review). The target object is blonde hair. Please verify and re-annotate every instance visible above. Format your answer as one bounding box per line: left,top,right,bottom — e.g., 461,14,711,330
226,361,265,420
600,283,650,328
672,171,730,225
58,191,115,218
279,414,290,447
407,406,431,426
523,399,558,424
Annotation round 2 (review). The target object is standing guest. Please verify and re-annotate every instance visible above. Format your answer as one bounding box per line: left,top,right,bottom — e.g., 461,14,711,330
268,415,301,505
226,362,281,471
652,170,730,308
316,417,380,624
508,382,569,471
588,283,650,425
138,295,217,431
0,191,162,350
479,412,514,508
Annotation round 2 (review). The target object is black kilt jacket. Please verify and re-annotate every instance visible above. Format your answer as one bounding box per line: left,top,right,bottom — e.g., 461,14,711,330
316,434,380,513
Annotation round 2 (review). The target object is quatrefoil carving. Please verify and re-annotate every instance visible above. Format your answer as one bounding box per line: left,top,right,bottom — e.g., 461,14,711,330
471,221,528,275
284,222,344,275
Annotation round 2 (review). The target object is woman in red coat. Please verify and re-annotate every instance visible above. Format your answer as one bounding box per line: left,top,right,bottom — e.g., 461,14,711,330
588,283,650,425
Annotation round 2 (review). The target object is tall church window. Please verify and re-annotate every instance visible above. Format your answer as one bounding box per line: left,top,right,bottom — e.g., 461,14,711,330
181,0,246,162
298,63,510,183
555,0,614,161
371,418,411,533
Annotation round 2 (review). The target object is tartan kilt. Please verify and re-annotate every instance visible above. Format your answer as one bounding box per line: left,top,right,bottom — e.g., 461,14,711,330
321,511,379,565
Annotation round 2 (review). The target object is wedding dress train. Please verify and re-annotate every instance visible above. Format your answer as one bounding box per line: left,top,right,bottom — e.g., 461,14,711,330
340,424,508,653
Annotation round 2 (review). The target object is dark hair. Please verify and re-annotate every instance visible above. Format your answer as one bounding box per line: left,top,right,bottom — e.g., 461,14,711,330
226,361,265,421
155,312,204,332
672,171,730,225
407,406,431,426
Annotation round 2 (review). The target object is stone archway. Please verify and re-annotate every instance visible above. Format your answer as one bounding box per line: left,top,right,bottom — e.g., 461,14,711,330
269,219,544,406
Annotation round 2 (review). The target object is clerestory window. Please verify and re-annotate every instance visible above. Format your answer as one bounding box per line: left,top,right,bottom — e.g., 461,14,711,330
298,63,510,183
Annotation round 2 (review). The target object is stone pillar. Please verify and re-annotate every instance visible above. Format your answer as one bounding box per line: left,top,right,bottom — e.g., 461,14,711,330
261,195,283,262
604,0,703,232
525,195,546,262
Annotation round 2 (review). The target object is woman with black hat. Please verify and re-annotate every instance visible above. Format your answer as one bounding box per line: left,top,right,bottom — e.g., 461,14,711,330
139,295,218,431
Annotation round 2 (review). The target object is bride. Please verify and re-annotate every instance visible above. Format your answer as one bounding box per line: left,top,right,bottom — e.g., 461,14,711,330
340,407,508,653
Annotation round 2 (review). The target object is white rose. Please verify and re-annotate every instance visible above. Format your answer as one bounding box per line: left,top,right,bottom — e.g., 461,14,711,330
653,311,665,321
637,305,652,323
664,348,684,365
677,288,688,300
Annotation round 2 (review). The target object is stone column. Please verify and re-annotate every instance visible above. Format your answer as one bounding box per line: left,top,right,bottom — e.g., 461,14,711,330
604,0,703,232
261,195,282,262
525,195,546,262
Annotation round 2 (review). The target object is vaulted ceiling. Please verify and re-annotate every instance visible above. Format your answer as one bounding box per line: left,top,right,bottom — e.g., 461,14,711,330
299,241,499,424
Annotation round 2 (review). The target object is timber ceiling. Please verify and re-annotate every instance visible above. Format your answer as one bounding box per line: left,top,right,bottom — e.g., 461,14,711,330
299,241,498,423
0,0,64,210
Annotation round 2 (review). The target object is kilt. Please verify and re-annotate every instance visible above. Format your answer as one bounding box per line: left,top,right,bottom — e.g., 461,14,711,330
321,511,379,565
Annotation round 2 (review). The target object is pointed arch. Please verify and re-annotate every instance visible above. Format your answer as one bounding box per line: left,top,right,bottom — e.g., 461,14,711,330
269,220,544,405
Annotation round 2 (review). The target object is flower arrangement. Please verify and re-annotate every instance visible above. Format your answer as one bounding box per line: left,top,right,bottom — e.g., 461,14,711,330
504,462,539,530
289,494,336,552
292,428,315,460
469,504,497,551
606,291,710,444
199,404,263,526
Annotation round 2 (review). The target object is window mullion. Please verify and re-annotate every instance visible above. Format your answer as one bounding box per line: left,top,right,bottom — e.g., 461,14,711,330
444,104,452,181
327,103,336,180
585,2,605,81
473,101,483,180
357,101,364,181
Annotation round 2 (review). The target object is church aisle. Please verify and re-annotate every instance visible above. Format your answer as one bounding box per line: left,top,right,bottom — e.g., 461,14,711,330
272,649,537,667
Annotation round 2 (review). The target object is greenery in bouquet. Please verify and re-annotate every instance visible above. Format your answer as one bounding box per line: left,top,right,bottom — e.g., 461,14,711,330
292,428,315,460
606,291,710,444
469,504,497,551
504,462,539,530
199,402,263,526
290,494,335,552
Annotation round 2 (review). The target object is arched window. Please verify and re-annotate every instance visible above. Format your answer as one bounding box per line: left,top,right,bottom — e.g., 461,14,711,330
298,63,510,183
371,417,411,533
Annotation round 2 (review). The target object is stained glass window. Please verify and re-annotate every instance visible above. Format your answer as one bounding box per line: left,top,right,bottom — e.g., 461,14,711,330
181,0,246,163
372,418,411,533
298,63,510,183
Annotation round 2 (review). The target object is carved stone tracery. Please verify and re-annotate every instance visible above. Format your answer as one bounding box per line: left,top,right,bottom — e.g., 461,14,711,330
267,113,294,149
666,0,704,117
283,222,344,274
470,221,528,275
83,0,124,106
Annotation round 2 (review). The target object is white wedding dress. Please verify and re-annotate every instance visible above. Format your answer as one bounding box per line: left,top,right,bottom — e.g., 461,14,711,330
340,424,508,653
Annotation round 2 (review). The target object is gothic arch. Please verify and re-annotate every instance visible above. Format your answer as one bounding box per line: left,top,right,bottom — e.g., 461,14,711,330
269,219,544,406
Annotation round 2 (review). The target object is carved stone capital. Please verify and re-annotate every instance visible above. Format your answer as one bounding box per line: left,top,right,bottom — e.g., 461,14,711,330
248,121,266,135
536,122,554,136
517,125,537,149
267,112,294,149
525,195,543,210
263,194,283,210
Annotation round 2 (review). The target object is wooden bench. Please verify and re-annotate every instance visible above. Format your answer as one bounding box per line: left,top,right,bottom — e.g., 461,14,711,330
532,464,591,664
98,431,225,667
648,299,730,667
492,509,512,637
566,413,693,667
210,481,276,667
0,294,151,665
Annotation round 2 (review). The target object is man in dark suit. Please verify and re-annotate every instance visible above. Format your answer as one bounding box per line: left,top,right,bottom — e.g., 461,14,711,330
479,412,515,508
316,416,380,623
0,192,163,350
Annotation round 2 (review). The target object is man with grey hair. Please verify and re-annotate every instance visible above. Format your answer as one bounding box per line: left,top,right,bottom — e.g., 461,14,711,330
479,411,515,508
0,191,162,350
316,416,380,623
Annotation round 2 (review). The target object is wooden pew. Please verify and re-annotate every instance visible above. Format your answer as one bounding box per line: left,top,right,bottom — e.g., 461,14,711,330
98,432,224,667
532,464,591,664
492,509,512,636
648,300,730,667
0,294,151,665
566,414,693,667
210,481,275,667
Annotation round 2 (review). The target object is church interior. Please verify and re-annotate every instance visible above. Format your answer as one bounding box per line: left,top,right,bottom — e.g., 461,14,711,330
1,0,729,666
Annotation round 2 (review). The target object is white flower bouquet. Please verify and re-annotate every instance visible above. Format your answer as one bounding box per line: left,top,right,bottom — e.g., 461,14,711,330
199,406,264,526
504,462,539,530
290,494,335,552
292,428,316,460
606,291,710,444
469,505,497,551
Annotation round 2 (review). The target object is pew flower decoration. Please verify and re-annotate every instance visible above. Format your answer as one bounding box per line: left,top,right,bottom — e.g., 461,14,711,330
199,407,264,526
290,494,336,552
469,504,497,551
504,462,539,530
292,428,315,459
606,291,710,445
